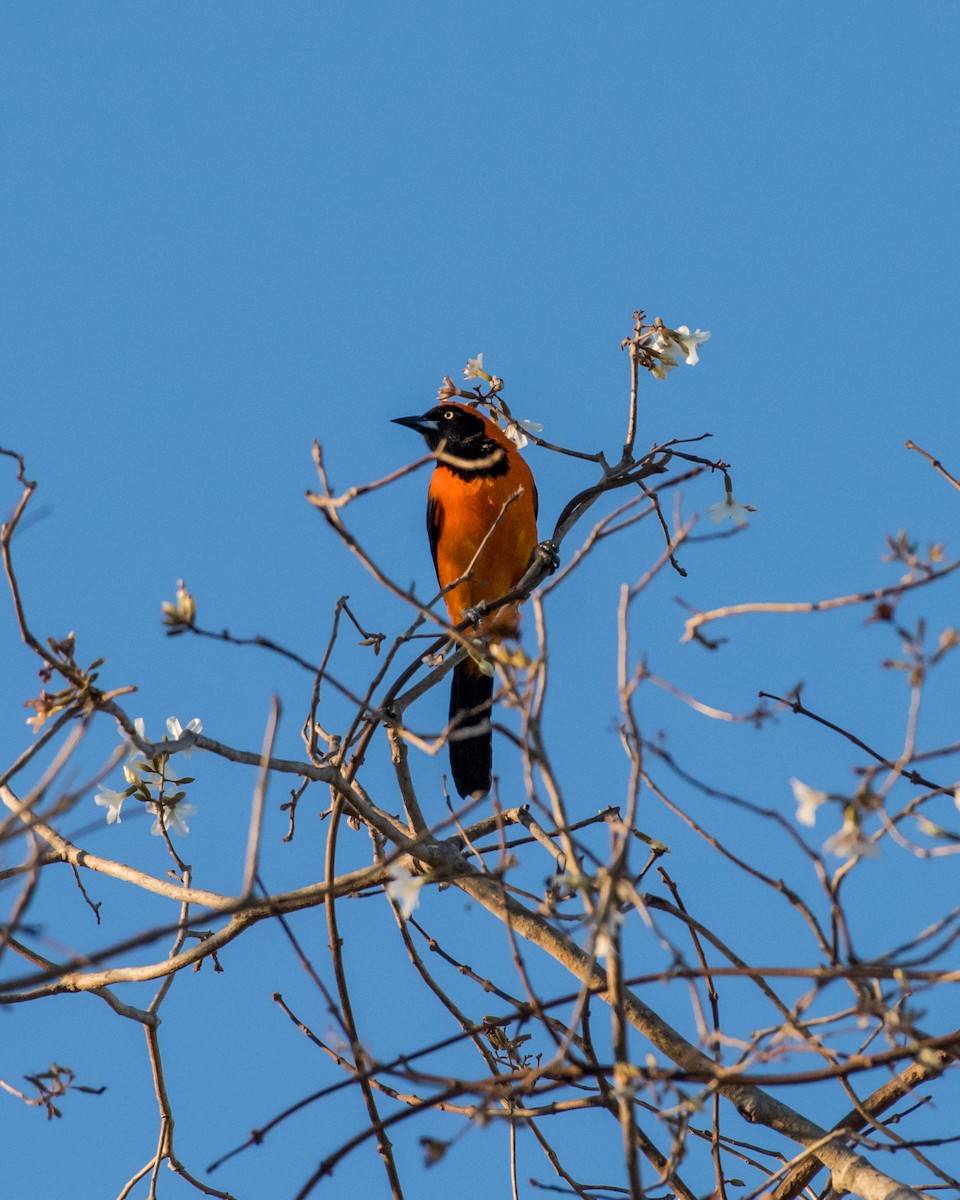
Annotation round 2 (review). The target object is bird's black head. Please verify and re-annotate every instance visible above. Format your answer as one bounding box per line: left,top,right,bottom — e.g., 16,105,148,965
393,403,496,460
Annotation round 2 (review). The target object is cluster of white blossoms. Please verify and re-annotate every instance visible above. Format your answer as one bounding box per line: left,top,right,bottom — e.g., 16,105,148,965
94,715,202,836
793,780,960,860
649,325,711,380
790,777,880,860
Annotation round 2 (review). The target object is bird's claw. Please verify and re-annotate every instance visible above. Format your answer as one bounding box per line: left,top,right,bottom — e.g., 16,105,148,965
463,605,486,627
536,540,560,575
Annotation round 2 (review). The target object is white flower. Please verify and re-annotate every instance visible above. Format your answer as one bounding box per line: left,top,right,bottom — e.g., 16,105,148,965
385,862,424,918
916,816,945,839
150,799,197,837
123,717,149,778
124,716,147,754
791,778,828,827
954,786,960,813
649,334,680,381
161,578,196,628
823,816,879,860
647,324,709,378
650,357,679,381
463,354,491,382
594,908,624,962
437,375,457,402
95,787,127,825
706,494,751,528
672,326,710,366
166,716,202,757
505,418,542,450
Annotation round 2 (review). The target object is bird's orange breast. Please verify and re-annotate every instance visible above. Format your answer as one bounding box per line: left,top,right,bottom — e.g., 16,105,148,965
429,459,538,639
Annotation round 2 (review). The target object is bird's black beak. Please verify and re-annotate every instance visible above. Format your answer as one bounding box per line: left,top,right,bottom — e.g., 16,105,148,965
392,414,439,435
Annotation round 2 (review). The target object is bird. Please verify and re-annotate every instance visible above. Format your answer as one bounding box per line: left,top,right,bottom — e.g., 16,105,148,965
393,402,539,798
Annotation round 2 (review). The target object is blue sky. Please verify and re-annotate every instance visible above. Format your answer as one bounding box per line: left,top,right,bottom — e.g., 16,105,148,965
3,4,960,1198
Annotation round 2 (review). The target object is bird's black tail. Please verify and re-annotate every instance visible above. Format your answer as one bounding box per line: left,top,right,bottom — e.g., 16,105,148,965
448,660,494,798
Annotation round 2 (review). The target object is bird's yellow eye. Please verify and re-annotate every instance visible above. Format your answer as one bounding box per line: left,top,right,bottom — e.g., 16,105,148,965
443,409,455,420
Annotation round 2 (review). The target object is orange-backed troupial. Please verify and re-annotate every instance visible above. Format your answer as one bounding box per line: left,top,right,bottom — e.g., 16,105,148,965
393,402,539,797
